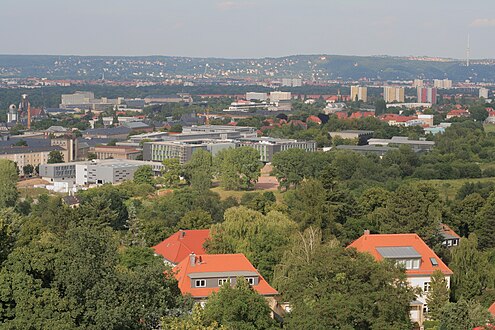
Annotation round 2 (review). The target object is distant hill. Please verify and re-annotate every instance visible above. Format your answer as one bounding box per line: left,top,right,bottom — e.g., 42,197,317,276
0,54,494,82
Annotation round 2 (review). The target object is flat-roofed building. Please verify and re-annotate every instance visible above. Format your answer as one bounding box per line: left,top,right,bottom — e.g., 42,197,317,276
329,130,374,145
93,145,142,160
143,140,236,164
368,136,434,152
238,137,316,162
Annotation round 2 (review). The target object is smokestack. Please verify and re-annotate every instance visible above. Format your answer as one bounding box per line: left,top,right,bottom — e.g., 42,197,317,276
189,253,196,267
364,229,370,235
27,102,31,130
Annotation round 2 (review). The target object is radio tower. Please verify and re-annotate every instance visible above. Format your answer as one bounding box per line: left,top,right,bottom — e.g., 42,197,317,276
466,34,470,67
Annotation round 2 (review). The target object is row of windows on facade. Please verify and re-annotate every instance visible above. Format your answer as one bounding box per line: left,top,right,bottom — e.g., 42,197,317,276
194,277,255,288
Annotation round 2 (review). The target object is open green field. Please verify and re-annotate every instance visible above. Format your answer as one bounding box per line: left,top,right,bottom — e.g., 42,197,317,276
413,177,495,200
210,186,284,203
484,123,495,134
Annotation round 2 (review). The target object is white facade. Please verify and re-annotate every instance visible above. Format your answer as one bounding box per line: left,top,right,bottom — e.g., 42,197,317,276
433,79,452,89
480,88,489,99
246,92,268,101
269,91,291,103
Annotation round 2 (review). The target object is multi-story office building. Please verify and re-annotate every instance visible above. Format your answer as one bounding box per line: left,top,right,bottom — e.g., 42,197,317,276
143,140,236,164
237,137,317,162
383,86,405,103
417,87,437,104
350,86,368,102
269,91,291,103
40,159,162,186
245,92,268,101
0,145,65,176
412,79,424,88
39,163,76,182
181,125,258,138
433,79,452,89
93,145,142,160
281,78,302,87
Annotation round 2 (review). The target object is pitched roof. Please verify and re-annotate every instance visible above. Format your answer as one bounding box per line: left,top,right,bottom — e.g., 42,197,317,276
348,233,453,276
490,302,495,317
153,229,210,264
440,223,461,240
173,253,278,298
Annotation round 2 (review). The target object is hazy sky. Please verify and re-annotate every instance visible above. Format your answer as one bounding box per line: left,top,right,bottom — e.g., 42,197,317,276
1,0,494,59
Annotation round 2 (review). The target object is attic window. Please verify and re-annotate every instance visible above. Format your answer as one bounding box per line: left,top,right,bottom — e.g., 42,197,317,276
430,257,438,266
195,279,206,287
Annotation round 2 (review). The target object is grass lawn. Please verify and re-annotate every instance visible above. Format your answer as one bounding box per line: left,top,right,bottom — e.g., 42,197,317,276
484,123,495,134
413,177,495,200
210,186,284,203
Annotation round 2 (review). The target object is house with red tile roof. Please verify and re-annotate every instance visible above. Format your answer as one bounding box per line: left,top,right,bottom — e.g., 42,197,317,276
446,109,470,119
335,111,349,120
173,253,283,316
349,232,453,326
152,229,210,265
439,223,460,248
349,111,375,119
306,115,322,125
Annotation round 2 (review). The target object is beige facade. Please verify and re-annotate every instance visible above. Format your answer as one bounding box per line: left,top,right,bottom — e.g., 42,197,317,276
93,146,142,160
350,86,367,102
0,147,63,175
383,86,405,103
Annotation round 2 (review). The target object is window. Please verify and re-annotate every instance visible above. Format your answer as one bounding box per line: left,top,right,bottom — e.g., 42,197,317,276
423,282,431,292
218,278,230,286
453,240,458,246
423,304,429,314
195,279,206,287
247,277,255,285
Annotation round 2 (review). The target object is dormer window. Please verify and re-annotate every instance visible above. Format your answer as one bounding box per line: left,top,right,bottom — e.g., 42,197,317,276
218,278,231,286
247,277,255,285
376,246,422,270
195,279,206,287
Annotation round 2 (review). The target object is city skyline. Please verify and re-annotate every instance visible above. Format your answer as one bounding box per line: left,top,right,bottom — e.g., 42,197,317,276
0,0,494,59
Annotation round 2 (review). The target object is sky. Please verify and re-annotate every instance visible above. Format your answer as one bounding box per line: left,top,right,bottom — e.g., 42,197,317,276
0,0,494,59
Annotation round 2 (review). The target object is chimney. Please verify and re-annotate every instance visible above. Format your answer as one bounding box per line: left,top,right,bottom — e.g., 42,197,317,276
189,252,196,267
180,230,185,239
364,229,370,235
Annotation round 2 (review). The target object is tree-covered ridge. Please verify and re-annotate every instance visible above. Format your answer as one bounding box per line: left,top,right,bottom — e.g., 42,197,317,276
1,54,495,81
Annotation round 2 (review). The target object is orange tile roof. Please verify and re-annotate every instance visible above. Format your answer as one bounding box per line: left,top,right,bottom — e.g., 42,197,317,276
489,302,495,317
173,253,278,298
440,223,460,239
153,229,210,264
348,233,452,276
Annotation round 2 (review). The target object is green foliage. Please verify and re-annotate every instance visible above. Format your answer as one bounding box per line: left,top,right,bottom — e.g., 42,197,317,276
202,278,278,330
377,183,442,245
163,304,227,330
206,206,297,281
138,188,227,245
0,160,18,209
134,165,154,185
77,184,130,230
183,149,213,192
177,209,213,230
271,148,308,190
439,299,493,330
22,164,34,176
0,226,188,329
161,158,181,188
239,191,276,214
47,150,64,163
215,147,262,191
476,192,495,250
426,270,450,320
450,235,492,301
275,227,415,330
